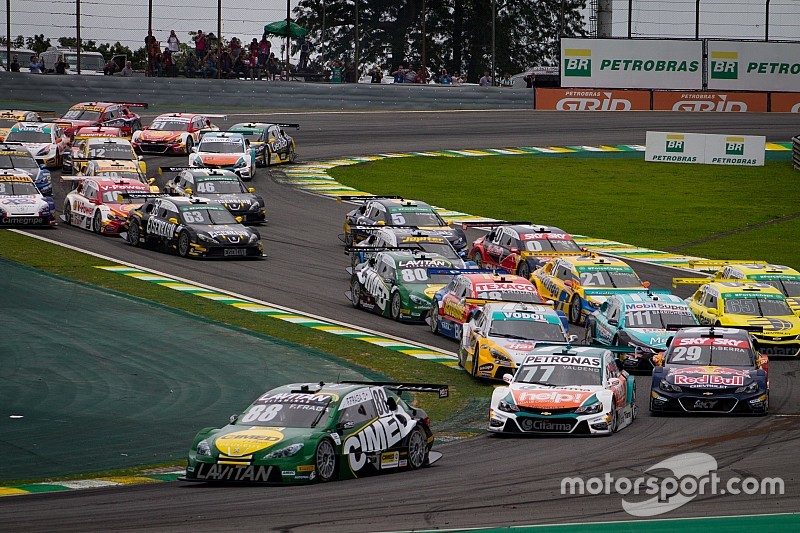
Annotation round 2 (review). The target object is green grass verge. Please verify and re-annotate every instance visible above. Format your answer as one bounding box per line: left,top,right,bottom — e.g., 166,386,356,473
331,154,800,269
0,230,490,480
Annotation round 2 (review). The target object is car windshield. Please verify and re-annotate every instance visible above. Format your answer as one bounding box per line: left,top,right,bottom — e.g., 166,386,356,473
723,297,792,316
198,139,244,153
0,155,38,169
667,339,753,366
388,210,443,227
402,242,459,261
6,130,50,143
516,361,602,386
238,393,333,428
101,190,145,204
0,180,38,195
148,120,188,132
63,109,101,121
96,171,145,182
490,320,565,342
579,269,641,288
624,309,697,328
231,131,262,141
396,266,453,285
475,287,543,304
761,279,800,297
180,207,237,225
523,238,581,252
89,144,133,159
195,179,243,194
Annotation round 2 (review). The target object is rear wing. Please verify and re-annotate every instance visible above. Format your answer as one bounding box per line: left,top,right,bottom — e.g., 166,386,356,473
112,102,149,109
345,244,424,254
672,276,714,288
459,220,532,229
337,195,404,203
688,259,767,269
521,342,637,355
340,381,449,398
427,268,508,276
347,224,424,232
275,123,300,129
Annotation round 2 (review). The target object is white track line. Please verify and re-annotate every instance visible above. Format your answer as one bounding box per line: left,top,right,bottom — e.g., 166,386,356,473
10,229,456,357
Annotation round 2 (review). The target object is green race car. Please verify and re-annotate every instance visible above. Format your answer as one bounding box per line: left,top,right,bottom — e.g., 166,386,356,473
349,250,456,322
227,122,298,167
183,381,447,484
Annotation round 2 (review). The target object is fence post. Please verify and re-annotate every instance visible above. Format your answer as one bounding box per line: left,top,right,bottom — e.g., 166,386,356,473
627,0,632,38
765,0,770,41
76,0,81,74
148,0,152,39
217,0,221,79
5,0,10,69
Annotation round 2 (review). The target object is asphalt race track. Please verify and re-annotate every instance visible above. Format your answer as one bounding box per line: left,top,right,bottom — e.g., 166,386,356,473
1,110,799,531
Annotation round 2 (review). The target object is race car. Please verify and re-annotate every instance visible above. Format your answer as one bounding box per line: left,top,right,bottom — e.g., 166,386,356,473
182,381,447,484
78,160,159,192
650,327,769,415
459,302,573,380
0,142,52,196
65,137,145,175
162,168,266,224
489,345,636,435
686,281,800,357
342,196,468,253
189,132,256,180
228,122,298,166
0,170,56,226
4,122,69,168
674,262,800,317
346,226,473,270
584,293,699,372
0,110,44,142
429,272,546,341
532,255,653,325
126,196,263,258
466,222,585,278
62,177,152,234
132,113,222,155
56,101,146,138
348,251,456,322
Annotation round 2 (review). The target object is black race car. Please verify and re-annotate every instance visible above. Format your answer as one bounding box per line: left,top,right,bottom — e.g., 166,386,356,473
162,167,266,224
126,196,263,258
650,326,769,415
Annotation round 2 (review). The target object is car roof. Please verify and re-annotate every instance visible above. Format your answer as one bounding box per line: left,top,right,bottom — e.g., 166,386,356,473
483,301,559,316
201,132,244,140
522,345,609,364
707,281,784,297
92,160,139,170
461,273,531,285
380,250,451,265
0,144,32,155
672,326,751,340
192,171,240,181
229,123,271,130
504,224,570,238
10,122,52,130
91,177,150,190
563,255,630,268
87,137,131,146
0,169,34,179
733,264,800,276
155,113,197,120
374,198,434,210
266,382,368,400
614,293,685,305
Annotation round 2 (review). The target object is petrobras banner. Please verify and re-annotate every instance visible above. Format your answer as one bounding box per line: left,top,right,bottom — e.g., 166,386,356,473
534,88,651,111
561,38,702,90
646,132,765,166
708,41,800,91
652,91,767,112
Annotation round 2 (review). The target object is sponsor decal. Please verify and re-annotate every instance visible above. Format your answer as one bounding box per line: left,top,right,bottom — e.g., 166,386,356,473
497,311,546,321
710,51,739,80
523,355,601,367
146,217,177,238
513,389,595,408
535,88,651,111
296,464,315,473
258,392,336,404
652,91,767,112
343,415,415,472
676,337,747,348
563,48,592,77
400,236,446,243
673,374,745,387
0,175,34,183
519,418,573,432
281,470,295,476
665,134,685,153
475,282,535,292
380,451,400,469
194,463,272,482
339,389,373,409
214,428,284,456
520,232,571,241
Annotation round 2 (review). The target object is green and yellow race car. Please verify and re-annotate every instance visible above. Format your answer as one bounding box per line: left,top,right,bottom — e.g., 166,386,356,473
227,122,298,167
183,381,447,484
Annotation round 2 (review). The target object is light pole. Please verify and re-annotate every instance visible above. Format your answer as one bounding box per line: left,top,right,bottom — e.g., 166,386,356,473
355,0,359,80
491,0,495,85
321,1,326,64
421,0,426,75
76,0,81,74
285,0,290,80
5,0,10,70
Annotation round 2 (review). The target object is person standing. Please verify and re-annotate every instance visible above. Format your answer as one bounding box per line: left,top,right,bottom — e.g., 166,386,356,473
162,47,174,77
298,38,311,71
258,34,271,73
29,55,43,74
120,60,134,77
479,71,492,86
167,30,180,54
193,30,207,60
54,55,68,74
9,56,20,72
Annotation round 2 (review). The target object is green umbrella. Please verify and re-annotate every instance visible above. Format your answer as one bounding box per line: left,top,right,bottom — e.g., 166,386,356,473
264,21,308,39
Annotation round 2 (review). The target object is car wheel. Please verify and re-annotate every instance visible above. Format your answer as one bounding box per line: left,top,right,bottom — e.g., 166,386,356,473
609,409,618,434
389,292,402,321
178,231,191,258
184,137,193,154
266,149,272,167
406,426,427,469
133,120,142,133
92,211,103,234
314,439,337,482
457,347,465,368
128,221,141,246
350,277,363,309
472,252,483,268
569,297,582,325
54,150,61,168
516,261,531,279
583,319,595,344
429,309,439,335
63,202,72,226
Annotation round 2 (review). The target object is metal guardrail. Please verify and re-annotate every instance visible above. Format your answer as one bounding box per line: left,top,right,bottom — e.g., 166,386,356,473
793,136,800,170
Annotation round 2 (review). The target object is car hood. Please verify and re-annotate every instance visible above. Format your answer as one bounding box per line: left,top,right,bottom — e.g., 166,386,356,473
1,195,46,214
489,338,567,363
197,153,244,165
210,426,311,458
625,328,673,349
106,203,140,215
583,288,650,302
664,365,755,388
140,130,183,142
406,282,447,300
721,314,800,334
57,119,94,129
510,384,602,409
19,142,52,153
200,225,254,243
211,193,257,207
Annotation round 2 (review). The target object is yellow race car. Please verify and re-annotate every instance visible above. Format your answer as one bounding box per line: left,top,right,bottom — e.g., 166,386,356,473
531,255,652,325
78,159,159,192
66,137,146,175
686,281,800,357
675,261,800,317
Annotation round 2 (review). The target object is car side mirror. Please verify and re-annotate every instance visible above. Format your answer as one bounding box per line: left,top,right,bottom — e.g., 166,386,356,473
168,217,178,224
229,414,238,424
375,220,385,226
608,319,618,326
235,216,243,223
247,187,256,193
707,308,718,316
184,187,192,195
190,146,198,153
138,155,144,161
387,397,398,412
568,334,578,343
665,336,674,347
338,420,355,430
148,177,155,184
502,373,513,384
642,280,651,289
600,301,608,312
564,279,575,288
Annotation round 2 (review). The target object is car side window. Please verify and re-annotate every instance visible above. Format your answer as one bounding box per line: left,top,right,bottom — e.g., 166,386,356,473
84,182,98,200
143,201,155,214
338,398,377,425
609,301,621,322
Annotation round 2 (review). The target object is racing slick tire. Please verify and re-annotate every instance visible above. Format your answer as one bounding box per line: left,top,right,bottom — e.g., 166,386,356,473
92,211,103,234
350,278,363,309
132,120,142,133
127,220,141,246
609,409,618,434
516,261,531,279
389,292,402,321
406,426,428,470
265,149,272,167
429,309,440,335
583,318,596,344
54,149,62,169
62,202,72,226
569,296,582,325
184,137,193,155
314,439,337,482
177,231,192,258
472,252,483,268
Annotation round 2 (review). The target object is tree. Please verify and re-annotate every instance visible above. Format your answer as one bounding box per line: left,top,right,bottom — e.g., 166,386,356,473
26,34,51,54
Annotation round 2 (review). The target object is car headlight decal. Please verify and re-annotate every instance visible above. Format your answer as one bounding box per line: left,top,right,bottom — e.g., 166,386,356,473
196,439,212,457
264,442,304,459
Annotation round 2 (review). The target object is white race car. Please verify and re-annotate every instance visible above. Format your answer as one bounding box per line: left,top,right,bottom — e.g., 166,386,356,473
489,345,636,436
0,170,56,226
4,122,69,168
189,132,255,180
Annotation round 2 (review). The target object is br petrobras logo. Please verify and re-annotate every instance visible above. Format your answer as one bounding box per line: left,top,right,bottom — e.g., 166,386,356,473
563,48,591,77
711,50,739,80
665,134,685,153
725,136,745,155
